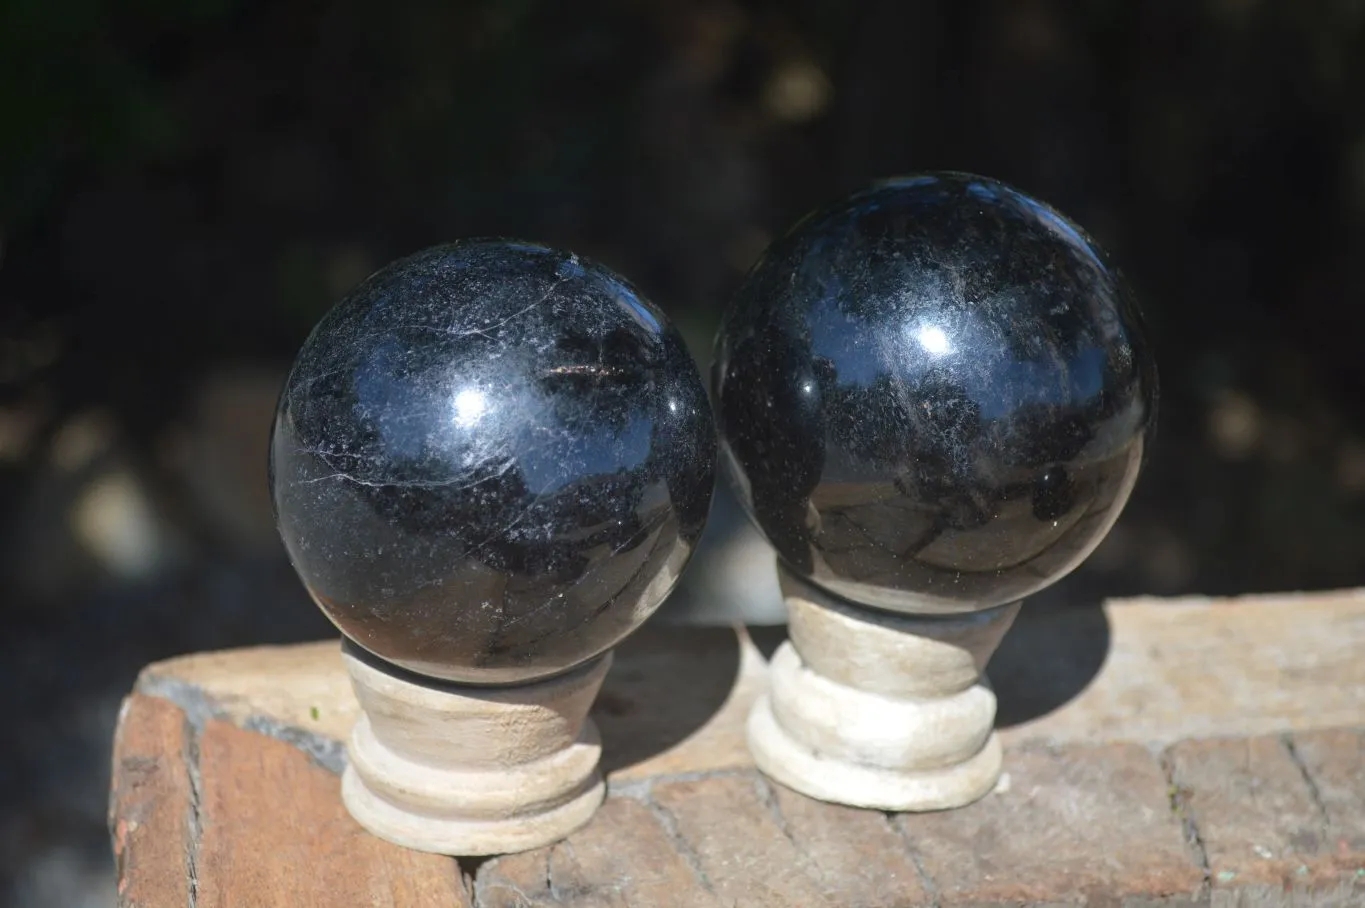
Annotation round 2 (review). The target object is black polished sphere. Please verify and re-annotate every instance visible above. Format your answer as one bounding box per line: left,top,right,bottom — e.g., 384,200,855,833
713,173,1156,614
271,240,716,683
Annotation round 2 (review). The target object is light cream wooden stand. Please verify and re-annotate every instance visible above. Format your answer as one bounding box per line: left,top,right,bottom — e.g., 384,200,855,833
340,641,610,856
748,566,1020,811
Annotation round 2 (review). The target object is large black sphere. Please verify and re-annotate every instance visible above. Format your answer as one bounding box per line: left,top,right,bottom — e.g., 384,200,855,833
713,173,1157,614
271,240,716,684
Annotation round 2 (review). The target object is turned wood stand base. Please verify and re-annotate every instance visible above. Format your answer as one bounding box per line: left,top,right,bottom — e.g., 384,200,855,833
748,568,1018,811
341,642,609,856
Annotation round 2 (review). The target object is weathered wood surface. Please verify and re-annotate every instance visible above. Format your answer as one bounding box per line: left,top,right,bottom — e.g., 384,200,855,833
111,589,1365,906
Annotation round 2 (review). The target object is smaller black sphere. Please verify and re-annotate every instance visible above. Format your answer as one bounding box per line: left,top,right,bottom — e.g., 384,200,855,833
271,240,717,683
713,173,1157,613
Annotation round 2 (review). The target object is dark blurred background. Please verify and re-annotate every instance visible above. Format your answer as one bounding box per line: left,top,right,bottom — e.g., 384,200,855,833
2,1,1364,904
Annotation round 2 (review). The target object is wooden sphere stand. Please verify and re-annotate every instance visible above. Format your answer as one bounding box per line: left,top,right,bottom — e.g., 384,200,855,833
748,566,1020,812
339,640,610,856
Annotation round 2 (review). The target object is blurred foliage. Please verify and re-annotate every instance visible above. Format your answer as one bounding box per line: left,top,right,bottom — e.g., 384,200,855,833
0,0,241,230
0,0,1363,594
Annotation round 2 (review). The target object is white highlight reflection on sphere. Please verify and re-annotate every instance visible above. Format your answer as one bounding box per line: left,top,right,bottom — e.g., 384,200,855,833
917,324,952,356
452,388,488,428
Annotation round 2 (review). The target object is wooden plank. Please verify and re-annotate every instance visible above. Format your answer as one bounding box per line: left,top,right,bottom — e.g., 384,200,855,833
195,718,470,907
112,588,1365,907
108,694,192,908
137,589,1365,774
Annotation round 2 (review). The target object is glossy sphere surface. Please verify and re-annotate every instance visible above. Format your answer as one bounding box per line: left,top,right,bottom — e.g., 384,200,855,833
271,240,716,683
714,173,1156,614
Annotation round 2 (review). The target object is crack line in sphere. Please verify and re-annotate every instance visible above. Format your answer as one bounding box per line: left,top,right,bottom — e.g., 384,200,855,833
460,272,571,339
361,323,463,342
565,509,666,587
494,534,663,654
462,478,560,560
283,365,352,407
295,463,514,491
494,509,666,633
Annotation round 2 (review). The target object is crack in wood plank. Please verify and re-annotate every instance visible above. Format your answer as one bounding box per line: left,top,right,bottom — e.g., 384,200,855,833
751,773,800,853
886,814,941,908
639,786,718,897
1282,733,1332,850
1161,746,1213,903
182,715,203,908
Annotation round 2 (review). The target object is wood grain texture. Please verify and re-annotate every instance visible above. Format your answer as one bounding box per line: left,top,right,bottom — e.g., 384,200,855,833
768,781,931,907
650,774,836,907
897,742,1205,905
111,588,1365,907
108,694,192,908
1292,729,1365,866
997,590,1365,746
195,718,471,908
1166,733,1365,896
476,797,721,907
136,589,1365,763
